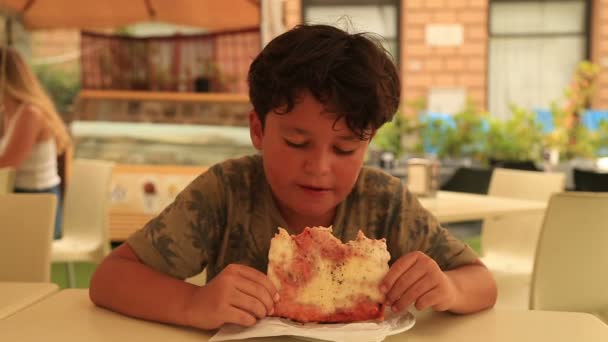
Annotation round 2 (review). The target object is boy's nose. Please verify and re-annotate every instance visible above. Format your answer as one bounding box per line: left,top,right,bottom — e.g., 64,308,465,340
303,150,331,176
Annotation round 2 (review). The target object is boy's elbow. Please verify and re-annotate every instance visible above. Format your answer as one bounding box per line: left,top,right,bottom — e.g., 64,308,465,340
479,262,498,310
88,258,110,307
88,285,102,307
89,243,142,307
486,274,498,309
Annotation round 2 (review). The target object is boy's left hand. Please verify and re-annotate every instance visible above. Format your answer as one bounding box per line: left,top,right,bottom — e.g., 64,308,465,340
380,251,457,313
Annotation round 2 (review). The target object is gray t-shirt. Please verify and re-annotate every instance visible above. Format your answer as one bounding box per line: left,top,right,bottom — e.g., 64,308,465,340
127,155,478,281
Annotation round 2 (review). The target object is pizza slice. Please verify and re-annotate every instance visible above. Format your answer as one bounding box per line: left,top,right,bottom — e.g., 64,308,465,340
267,226,391,323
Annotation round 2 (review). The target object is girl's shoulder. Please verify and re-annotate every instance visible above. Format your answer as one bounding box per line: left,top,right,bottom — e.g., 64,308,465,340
13,103,50,140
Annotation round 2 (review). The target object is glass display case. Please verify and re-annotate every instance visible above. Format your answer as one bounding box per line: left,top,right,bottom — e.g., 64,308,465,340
71,90,256,241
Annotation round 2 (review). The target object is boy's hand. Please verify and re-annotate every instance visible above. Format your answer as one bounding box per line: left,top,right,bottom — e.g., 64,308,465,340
184,264,279,330
380,251,457,313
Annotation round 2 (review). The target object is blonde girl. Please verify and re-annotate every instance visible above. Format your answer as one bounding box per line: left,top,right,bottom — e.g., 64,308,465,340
0,46,71,239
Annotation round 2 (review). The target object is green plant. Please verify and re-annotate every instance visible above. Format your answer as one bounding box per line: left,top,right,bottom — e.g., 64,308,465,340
548,61,601,159
371,104,426,158
597,120,608,156
372,115,403,157
425,100,487,162
485,105,544,162
33,64,81,116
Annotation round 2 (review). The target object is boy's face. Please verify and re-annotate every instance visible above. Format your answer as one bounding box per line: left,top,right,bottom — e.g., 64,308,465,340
250,91,370,221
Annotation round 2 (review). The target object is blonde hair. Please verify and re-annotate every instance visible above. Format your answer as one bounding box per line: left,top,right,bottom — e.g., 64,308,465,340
0,46,71,154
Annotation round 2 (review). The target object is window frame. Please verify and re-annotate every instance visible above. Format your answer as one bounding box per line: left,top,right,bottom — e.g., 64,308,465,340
486,0,592,113
301,0,401,65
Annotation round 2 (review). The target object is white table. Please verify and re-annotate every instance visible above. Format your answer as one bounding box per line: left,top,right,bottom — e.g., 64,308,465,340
420,191,547,223
1,289,606,341
0,282,59,319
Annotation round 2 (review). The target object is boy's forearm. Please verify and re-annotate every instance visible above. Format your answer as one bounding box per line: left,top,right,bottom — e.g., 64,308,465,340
445,261,497,314
89,247,198,327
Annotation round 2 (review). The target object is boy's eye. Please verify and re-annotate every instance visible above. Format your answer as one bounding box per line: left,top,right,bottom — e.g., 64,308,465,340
334,146,356,155
284,139,308,148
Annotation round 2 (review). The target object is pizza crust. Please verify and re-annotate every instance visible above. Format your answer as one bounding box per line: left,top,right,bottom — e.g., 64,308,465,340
267,226,390,323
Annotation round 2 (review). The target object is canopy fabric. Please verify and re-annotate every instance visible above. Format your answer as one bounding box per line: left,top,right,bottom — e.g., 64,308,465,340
0,0,260,30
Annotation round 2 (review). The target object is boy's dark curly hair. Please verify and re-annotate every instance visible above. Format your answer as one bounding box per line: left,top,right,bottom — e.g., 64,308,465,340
247,24,401,140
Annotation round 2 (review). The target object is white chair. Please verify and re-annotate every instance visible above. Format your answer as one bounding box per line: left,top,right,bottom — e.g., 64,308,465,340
530,192,608,323
52,159,114,287
0,193,56,282
480,168,565,308
0,167,15,194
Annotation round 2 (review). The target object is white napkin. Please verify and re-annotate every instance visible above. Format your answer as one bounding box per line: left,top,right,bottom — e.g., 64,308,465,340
209,310,415,342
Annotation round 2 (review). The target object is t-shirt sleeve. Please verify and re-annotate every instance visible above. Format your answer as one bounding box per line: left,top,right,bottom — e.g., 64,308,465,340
389,187,479,270
126,165,226,279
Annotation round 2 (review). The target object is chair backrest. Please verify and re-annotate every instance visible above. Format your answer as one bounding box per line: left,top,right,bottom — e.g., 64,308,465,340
481,168,565,258
530,192,608,313
440,167,493,194
488,168,566,202
573,168,608,192
489,159,541,172
0,194,56,281
0,167,15,194
62,159,114,256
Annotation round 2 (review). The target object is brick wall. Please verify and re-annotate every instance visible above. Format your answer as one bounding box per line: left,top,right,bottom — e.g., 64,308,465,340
592,0,608,109
401,0,488,114
25,1,604,114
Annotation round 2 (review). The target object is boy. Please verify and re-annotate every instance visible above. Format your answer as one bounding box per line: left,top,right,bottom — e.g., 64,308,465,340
90,24,496,330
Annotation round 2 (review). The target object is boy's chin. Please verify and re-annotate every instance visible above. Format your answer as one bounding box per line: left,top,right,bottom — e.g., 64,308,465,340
288,202,337,218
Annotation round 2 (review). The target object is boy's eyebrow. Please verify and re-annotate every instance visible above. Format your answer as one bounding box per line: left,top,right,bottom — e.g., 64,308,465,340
284,127,359,141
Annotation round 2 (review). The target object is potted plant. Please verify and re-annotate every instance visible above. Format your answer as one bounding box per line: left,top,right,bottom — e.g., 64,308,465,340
423,100,488,165
547,61,601,162
371,114,405,158
597,120,608,157
485,104,544,170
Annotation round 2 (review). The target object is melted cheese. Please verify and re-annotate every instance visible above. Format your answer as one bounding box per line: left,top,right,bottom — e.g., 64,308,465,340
296,253,387,314
268,227,390,317
267,228,295,291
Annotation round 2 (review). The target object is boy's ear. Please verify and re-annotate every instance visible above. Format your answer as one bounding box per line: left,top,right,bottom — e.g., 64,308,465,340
249,111,263,150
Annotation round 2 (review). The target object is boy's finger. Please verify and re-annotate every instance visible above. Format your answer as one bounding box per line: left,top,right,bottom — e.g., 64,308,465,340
238,266,280,301
235,278,275,314
385,263,427,305
225,306,257,327
231,289,269,319
414,287,440,311
393,276,435,312
380,252,419,293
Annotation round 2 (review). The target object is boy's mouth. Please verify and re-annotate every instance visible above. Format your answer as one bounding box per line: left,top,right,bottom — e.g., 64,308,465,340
298,184,331,192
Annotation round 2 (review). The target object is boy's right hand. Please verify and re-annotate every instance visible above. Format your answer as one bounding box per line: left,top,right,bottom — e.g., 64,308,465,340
183,264,280,330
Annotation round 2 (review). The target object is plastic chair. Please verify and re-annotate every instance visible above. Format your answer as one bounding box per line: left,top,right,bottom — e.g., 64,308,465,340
489,159,541,172
0,193,57,282
0,167,15,194
481,168,565,309
51,159,114,287
530,192,608,323
440,167,493,194
573,168,608,192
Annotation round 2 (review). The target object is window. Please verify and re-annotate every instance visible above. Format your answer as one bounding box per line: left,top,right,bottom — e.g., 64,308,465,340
302,0,400,64
488,0,589,119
